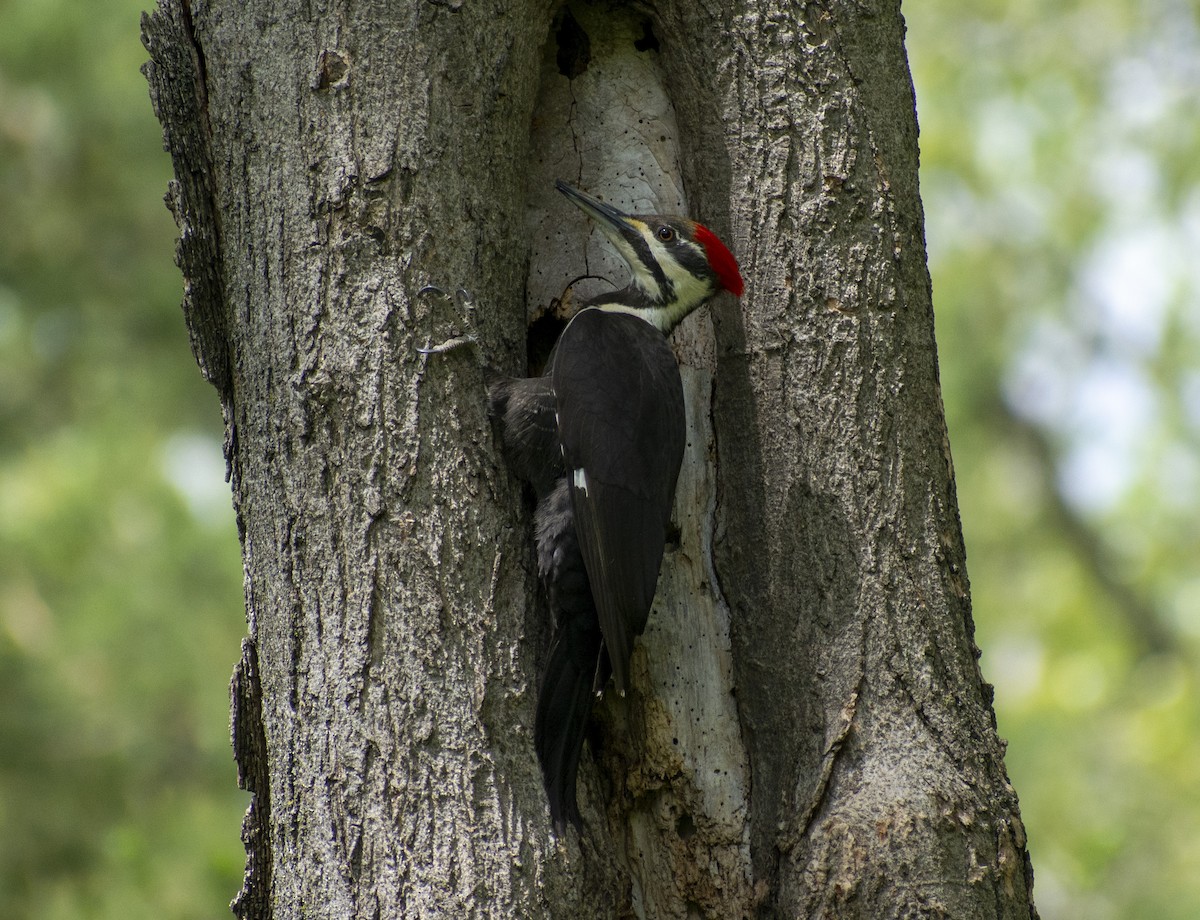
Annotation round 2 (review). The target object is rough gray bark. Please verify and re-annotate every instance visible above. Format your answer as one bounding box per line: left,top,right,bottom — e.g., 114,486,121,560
144,0,1038,917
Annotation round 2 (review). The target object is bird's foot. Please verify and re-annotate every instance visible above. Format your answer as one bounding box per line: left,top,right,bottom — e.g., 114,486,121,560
416,285,479,356
416,334,477,355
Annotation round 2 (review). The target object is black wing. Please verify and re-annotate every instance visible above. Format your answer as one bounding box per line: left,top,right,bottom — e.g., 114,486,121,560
551,308,686,694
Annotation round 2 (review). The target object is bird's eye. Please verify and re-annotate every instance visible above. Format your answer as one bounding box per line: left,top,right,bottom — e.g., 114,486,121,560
656,226,675,242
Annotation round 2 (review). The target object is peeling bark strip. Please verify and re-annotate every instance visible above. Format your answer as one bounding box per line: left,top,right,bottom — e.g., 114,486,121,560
231,639,272,920
142,0,1037,916
141,0,232,398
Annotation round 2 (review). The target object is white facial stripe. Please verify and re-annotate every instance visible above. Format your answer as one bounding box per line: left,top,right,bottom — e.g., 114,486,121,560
598,221,664,302
624,219,665,300
646,234,711,309
572,467,589,495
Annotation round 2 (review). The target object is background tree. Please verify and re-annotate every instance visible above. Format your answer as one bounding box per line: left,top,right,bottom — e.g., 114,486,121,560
0,0,1196,917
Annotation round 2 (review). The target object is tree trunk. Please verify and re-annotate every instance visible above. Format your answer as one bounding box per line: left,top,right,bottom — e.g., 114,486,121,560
144,0,1038,917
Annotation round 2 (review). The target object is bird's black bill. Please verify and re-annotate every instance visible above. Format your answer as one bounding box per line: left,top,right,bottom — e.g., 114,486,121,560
555,180,637,239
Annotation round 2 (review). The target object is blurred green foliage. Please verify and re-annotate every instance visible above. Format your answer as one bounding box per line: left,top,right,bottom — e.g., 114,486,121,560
1,0,1196,918
907,0,1200,917
0,1,246,918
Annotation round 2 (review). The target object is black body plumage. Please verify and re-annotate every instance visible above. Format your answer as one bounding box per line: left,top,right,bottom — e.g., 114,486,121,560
489,182,742,831
489,311,683,831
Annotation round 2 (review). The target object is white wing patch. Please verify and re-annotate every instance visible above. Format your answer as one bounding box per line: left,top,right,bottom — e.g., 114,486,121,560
572,467,590,495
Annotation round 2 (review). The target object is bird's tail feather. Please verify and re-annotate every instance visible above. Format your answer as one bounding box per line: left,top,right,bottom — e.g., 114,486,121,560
534,628,603,832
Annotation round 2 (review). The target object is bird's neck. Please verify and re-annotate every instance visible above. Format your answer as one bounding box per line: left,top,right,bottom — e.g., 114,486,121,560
581,282,713,335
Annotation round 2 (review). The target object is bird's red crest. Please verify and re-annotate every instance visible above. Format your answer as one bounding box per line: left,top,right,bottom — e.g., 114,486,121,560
693,224,744,297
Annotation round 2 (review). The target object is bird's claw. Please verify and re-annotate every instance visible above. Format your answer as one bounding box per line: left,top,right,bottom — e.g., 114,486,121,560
418,285,475,311
415,285,479,357
416,334,478,355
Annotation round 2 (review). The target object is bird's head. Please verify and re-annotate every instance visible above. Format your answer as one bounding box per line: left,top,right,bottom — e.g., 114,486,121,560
556,180,743,333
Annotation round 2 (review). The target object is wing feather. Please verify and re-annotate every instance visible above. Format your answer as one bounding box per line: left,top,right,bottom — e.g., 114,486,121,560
551,309,685,693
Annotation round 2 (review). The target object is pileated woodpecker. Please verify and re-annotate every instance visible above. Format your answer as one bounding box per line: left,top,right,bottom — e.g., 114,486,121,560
490,181,743,831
